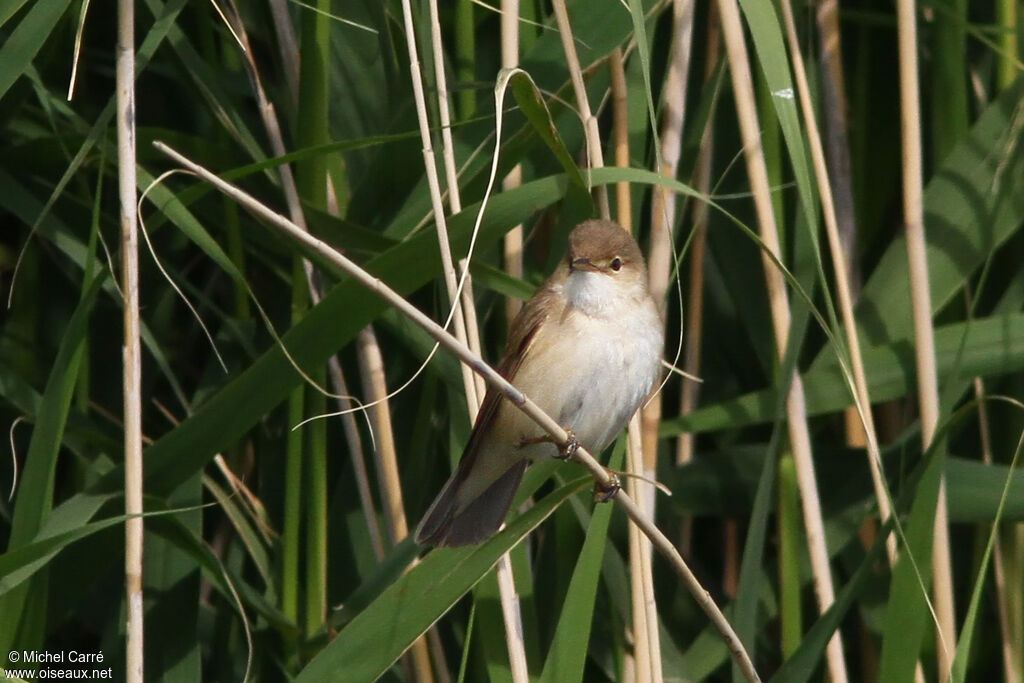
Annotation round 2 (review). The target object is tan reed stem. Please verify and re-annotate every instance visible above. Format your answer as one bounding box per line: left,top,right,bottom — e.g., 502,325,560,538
399,0,480,413
423,0,528,676
778,0,895,566
715,0,849,679
896,1,956,677
551,0,610,218
676,4,719,470
117,0,144,679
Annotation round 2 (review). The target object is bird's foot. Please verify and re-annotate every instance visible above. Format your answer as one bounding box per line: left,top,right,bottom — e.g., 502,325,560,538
517,430,580,460
555,430,579,460
593,468,621,503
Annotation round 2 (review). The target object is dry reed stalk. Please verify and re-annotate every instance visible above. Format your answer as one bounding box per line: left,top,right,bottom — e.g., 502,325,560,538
813,9,922,678
399,0,481,414
777,0,895,566
428,0,461,218
647,0,693,313
610,48,655,683
610,48,632,229
610,47,663,682
154,140,761,682
354,330,408,546
223,1,387,560
972,376,1019,683
424,1,527,676
626,513,650,683
895,0,956,677
551,0,610,218
117,2,144,680
501,0,524,324
627,418,652,683
357,328,436,683
458,276,488,410
642,0,694,524
715,0,849,679
674,126,709,550
427,0,487,405
629,416,662,682
326,360,386,560
494,552,530,682
814,0,856,278
676,5,719,469
228,0,431,668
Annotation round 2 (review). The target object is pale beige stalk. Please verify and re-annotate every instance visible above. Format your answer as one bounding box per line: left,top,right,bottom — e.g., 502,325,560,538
676,6,719,469
777,0,895,566
223,0,387,560
1009,525,1024,682
356,328,411,547
117,0,143,679
399,0,481,413
501,0,525,324
715,0,849,680
647,0,693,312
426,0,487,406
154,141,761,683
644,0,694,514
611,50,653,683
973,376,1019,683
674,129,709,552
610,49,662,682
494,552,529,682
626,528,649,683
896,1,956,677
610,48,632,229
551,0,610,218
424,0,527,676
627,415,662,683
814,0,856,279
228,0,429,669
554,14,661,677
626,486,651,683
357,328,435,683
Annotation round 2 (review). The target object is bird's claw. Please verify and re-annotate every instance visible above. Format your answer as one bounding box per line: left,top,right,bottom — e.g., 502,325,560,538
555,430,579,460
517,430,579,460
593,468,621,503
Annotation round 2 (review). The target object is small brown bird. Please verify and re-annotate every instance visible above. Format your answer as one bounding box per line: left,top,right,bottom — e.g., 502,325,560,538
416,219,664,547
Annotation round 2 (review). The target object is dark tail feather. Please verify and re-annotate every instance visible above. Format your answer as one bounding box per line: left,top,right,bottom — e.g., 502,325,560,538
416,460,527,547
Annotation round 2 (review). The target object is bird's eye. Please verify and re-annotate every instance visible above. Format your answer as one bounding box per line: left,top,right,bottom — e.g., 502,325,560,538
610,257,623,271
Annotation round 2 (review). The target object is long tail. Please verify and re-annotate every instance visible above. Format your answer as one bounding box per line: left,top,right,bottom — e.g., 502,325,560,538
415,460,527,547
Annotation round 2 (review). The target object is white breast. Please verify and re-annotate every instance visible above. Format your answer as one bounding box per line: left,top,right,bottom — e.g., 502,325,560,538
512,270,663,455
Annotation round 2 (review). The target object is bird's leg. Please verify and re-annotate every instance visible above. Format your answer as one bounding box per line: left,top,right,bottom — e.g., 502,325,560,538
516,429,580,460
593,467,621,503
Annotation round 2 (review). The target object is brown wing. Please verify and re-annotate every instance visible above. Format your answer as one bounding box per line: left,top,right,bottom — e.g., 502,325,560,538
468,272,563,449
415,271,565,546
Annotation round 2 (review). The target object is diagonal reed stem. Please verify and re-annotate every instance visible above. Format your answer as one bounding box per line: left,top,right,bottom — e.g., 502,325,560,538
153,140,762,683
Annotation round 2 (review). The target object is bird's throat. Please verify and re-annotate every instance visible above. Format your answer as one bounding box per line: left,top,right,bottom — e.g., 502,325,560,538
564,271,638,318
